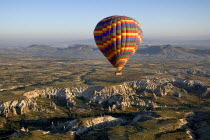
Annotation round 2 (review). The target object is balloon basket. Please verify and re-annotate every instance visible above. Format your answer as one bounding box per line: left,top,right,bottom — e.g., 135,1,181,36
115,71,122,75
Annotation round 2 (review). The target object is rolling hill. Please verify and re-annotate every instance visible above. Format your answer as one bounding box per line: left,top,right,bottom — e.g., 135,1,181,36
1,44,210,59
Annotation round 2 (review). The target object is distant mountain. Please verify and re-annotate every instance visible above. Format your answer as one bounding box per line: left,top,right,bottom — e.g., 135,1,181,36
23,44,102,58
189,48,210,55
27,45,56,50
136,45,207,58
55,44,101,58
25,45,58,53
142,39,210,49
1,44,210,59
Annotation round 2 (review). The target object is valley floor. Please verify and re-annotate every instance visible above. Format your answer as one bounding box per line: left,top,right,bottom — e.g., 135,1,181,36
0,53,210,140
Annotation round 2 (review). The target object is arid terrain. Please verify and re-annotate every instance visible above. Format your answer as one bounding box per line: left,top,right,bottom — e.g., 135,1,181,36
0,44,210,140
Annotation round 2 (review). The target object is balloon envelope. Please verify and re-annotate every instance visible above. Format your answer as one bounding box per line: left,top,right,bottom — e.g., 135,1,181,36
94,15,143,71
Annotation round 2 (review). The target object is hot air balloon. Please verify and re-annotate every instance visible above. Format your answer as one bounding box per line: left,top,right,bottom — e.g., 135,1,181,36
93,15,143,75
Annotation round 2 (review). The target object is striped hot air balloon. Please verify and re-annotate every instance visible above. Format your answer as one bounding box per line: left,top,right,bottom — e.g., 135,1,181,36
93,15,143,75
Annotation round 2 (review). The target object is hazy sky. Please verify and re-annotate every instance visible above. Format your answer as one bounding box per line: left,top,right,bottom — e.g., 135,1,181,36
0,0,210,46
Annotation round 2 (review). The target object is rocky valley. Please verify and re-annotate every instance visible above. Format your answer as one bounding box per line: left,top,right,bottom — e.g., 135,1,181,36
0,45,210,139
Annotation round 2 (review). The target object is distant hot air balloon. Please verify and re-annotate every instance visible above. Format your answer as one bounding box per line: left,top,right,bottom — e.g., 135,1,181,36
93,15,143,75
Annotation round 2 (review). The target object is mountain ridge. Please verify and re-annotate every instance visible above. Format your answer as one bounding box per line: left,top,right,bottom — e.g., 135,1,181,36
1,44,210,59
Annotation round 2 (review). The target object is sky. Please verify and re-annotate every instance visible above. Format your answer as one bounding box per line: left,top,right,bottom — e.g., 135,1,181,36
0,0,210,47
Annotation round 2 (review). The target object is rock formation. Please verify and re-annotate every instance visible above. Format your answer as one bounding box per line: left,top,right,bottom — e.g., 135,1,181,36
0,99,38,117
1,77,207,117
186,111,210,139
50,115,125,136
20,77,208,113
